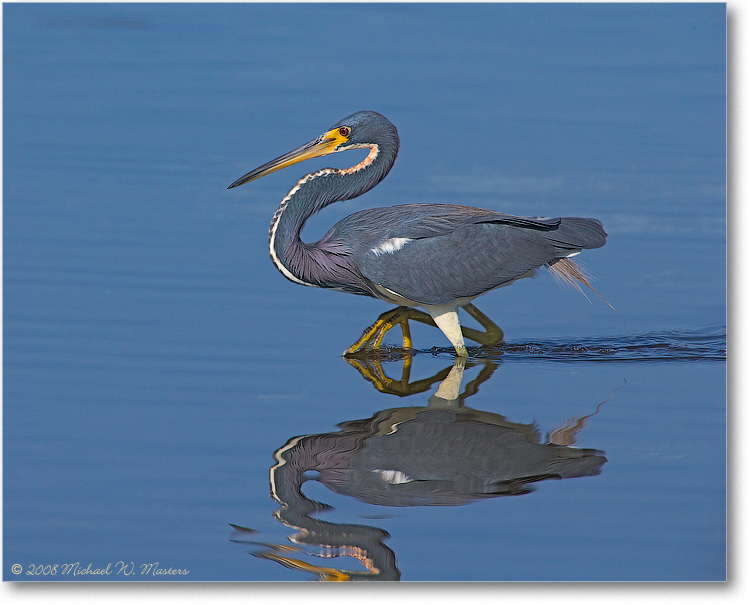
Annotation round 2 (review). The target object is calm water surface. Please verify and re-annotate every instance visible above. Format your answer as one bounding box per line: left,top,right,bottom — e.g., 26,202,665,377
4,3,725,581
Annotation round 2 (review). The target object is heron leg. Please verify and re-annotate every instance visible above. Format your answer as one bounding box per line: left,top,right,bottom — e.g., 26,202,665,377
344,304,503,356
424,306,469,357
344,306,421,356
420,303,503,353
459,302,504,346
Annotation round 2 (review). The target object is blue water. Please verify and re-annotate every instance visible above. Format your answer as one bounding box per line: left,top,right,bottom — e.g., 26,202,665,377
3,3,725,581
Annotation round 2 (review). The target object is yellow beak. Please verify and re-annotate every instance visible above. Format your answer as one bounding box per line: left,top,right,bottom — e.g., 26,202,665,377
227,127,349,189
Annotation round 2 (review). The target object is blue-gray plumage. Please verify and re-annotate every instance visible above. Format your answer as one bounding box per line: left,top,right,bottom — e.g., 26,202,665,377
228,111,607,356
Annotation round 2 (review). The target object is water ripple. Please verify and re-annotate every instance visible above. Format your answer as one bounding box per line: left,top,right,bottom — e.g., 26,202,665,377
472,327,726,363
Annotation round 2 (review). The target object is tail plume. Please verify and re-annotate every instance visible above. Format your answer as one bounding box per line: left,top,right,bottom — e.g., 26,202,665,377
547,257,623,321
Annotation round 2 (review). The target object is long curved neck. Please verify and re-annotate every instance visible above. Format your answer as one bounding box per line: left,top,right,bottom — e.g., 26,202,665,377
268,139,398,287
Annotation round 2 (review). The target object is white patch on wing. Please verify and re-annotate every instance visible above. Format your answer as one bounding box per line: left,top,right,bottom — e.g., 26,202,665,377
371,237,412,256
375,469,412,484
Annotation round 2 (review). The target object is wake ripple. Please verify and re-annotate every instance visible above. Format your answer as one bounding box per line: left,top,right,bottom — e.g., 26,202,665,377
473,327,726,363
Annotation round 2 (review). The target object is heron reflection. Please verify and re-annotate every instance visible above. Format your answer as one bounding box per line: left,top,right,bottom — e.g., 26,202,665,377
234,358,609,580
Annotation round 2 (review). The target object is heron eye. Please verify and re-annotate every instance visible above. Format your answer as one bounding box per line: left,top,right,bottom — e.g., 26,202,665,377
339,127,350,137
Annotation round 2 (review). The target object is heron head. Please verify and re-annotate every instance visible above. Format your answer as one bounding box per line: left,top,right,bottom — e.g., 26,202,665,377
227,111,398,189
329,111,399,150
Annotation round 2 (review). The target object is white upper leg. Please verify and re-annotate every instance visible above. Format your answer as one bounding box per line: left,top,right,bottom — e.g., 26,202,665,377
423,304,467,356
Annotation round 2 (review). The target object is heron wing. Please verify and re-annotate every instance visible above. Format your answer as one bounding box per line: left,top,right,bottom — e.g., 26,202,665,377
337,205,606,306
329,204,560,239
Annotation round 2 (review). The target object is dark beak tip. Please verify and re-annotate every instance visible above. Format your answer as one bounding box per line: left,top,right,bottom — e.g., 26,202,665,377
227,178,245,190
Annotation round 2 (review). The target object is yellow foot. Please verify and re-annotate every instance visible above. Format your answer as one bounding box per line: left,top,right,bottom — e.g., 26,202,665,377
344,306,424,356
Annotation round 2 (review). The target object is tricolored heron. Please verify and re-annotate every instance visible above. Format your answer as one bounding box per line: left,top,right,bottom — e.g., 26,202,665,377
228,111,607,357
